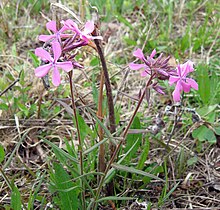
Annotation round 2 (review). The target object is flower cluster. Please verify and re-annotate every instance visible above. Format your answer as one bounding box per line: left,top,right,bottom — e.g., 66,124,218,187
129,48,198,102
34,19,102,86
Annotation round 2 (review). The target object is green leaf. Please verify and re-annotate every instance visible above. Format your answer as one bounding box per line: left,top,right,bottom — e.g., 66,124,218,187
43,139,79,164
17,102,29,116
197,105,217,117
0,144,5,163
83,137,108,155
204,129,216,143
187,156,198,166
19,70,25,87
76,113,89,142
90,57,99,66
192,125,216,143
11,43,17,57
11,185,22,210
86,107,116,145
0,103,8,111
29,51,40,68
192,125,208,142
112,163,164,182
214,126,220,135
124,116,142,162
105,138,140,184
180,27,190,52
158,182,180,207
142,165,164,185
50,163,79,210
196,64,211,104
137,136,150,170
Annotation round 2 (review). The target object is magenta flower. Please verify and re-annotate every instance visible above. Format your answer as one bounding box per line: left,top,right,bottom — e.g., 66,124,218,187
39,20,71,42
129,48,156,77
169,60,198,102
35,41,73,86
61,19,102,42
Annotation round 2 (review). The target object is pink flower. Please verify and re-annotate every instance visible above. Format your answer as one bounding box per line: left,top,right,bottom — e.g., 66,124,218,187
35,41,73,86
61,19,102,42
169,60,198,102
129,48,156,77
39,20,71,42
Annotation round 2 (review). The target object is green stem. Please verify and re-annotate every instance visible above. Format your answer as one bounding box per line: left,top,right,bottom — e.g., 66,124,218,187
68,71,86,209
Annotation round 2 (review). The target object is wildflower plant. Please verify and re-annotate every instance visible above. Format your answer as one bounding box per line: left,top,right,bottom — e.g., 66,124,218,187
33,17,199,210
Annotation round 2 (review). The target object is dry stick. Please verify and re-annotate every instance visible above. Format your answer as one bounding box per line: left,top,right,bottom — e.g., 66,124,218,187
92,74,155,210
68,71,86,210
97,71,106,173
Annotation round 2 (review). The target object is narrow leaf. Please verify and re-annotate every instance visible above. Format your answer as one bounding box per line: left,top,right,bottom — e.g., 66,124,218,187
43,139,79,164
11,186,22,210
112,163,164,182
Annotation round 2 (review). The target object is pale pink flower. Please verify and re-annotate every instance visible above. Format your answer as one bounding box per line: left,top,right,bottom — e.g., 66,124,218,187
39,20,71,42
35,41,73,86
61,19,102,42
129,48,156,77
169,60,198,102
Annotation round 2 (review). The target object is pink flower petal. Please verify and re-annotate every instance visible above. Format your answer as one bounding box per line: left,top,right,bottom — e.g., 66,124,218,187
60,33,72,38
52,41,61,62
56,61,73,72
129,63,146,70
180,60,194,77
59,25,69,33
39,34,56,42
186,78,198,90
172,81,181,102
64,19,80,33
83,21,94,34
52,66,61,86
35,48,53,62
181,81,191,92
177,64,181,77
35,64,52,77
141,71,148,77
150,49,156,58
46,21,57,33
133,48,144,60
169,76,179,85
184,60,194,73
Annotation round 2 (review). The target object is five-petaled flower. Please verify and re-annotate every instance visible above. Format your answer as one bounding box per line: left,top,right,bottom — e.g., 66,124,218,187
169,60,198,102
35,41,73,86
39,20,71,42
61,19,102,42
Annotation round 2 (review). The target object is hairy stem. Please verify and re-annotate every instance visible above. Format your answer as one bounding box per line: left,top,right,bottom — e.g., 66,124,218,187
68,71,85,209
93,29,116,136
93,28,116,196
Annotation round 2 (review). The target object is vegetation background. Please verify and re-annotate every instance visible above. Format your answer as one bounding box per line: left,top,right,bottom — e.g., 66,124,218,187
0,0,219,209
